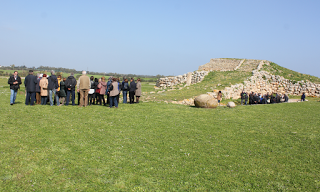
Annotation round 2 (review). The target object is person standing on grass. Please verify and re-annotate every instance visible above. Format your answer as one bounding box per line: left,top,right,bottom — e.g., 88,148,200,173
122,78,129,103
47,70,60,106
88,76,95,105
129,78,136,104
65,73,77,106
301,92,306,102
77,71,91,107
135,78,142,103
106,76,112,104
240,90,247,105
109,78,119,108
97,76,108,106
217,91,222,105
59,78,67,105
8,71,22,105
35,73,42,105
39,74,48,105
24,70,38,106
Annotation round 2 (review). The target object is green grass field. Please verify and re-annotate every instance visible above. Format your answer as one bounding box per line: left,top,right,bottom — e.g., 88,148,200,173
1,78,320,191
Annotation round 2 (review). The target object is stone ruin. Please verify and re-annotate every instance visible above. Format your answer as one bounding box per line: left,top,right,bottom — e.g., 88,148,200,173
156,71,208,88
156,58,320,105
222,70,320,99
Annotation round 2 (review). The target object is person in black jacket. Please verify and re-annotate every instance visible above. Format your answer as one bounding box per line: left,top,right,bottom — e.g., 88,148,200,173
8,71,22,105
65,73,77,106
122,78,129,103
47,70,60,106
129,78,136,104
240,90,247,105
24,70,38,105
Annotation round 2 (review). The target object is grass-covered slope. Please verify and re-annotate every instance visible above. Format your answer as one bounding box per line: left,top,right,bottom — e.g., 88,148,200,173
151,70,252,102
262,62,320,83
1,78,320,191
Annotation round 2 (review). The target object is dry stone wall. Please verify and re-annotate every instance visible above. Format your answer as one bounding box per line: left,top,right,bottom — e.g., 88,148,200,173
222,70,320,99
156,71,208,88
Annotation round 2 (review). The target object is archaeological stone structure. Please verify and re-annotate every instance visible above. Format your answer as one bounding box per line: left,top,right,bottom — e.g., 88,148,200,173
163,58,320,105
156,71,208,88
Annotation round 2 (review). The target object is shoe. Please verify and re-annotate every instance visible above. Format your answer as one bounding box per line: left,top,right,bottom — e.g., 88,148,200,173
10,103,13,105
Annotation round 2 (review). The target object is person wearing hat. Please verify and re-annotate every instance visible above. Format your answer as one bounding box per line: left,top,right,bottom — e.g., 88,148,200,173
24,70,38,105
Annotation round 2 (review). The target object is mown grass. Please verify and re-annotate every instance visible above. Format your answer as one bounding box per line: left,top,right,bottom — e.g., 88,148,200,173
148,71,252,102
262,62,320,83
1,78,320,191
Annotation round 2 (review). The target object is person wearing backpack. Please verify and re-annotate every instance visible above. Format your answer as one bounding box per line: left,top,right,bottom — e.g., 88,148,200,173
122,78,129,103
129,78,136,104
88,76,95,105
47,70,60,106
65,73,77,106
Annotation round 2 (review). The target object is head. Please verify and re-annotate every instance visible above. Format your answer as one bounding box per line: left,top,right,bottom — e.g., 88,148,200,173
112,77,117,82
101,76,105,82
82,71,86,75
137,78,141,82
124,78,128,83
43,74,47,77
29,70,33,75
51,70,55,75
131,78,134,82
63,78,66,81
94,78,98,82
123,76,126,81
70,72,74,76
37,73,40,78
14,71,18,76
90,76,94,81
219,91,221,93
58,75,61,79
117,77,120,82
109,76,113,81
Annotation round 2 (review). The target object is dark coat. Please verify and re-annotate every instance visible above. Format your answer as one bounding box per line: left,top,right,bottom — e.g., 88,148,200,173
48,75,59,90
24,74,38,93
129,80,136,92
36,77,42,92
65,76,77,91
122,81,129,91
59,81,67,97
8,75,22,90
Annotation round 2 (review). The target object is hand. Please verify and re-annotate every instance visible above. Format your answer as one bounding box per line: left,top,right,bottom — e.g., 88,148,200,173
77,89,79,92
68,88,71,90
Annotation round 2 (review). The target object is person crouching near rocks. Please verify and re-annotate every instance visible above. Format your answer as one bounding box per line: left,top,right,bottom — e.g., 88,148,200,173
217,91,222,106
135,78,142,103
109,78,119,108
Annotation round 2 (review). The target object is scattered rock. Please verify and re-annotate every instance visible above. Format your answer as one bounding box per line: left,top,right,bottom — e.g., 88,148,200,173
227,102,236,108
194,94,218,108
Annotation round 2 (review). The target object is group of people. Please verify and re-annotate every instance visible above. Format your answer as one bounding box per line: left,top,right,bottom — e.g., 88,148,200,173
8,70,142,108
240,90,291,105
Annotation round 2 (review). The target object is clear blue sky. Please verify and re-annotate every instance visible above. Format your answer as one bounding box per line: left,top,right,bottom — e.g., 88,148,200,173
1,0,319,77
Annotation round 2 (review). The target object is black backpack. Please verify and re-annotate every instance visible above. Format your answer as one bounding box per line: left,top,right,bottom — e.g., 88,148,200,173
123,82,128,90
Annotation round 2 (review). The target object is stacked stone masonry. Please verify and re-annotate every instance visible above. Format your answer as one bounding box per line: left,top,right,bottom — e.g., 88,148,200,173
156,71,209,88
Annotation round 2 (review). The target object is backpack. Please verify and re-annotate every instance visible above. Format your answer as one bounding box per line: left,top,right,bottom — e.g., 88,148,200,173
123,82,128,90
109,84,113,91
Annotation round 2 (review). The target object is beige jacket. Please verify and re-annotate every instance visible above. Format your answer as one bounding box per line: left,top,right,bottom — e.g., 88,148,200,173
77,75,90,90
39,78,48,96
109,81,119,97
135,81,141,96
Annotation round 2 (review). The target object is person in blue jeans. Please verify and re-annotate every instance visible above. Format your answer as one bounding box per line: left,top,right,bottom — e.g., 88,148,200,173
8,71,22,105
109,78,119,108
47,70,60,106
122,78,129,103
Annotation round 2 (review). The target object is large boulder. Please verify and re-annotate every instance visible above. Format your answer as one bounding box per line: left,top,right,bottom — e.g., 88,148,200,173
227,102,236,108
194,94,218,108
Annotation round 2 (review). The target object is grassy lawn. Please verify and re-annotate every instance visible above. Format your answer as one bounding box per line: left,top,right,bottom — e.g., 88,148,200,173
1,78,320,191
